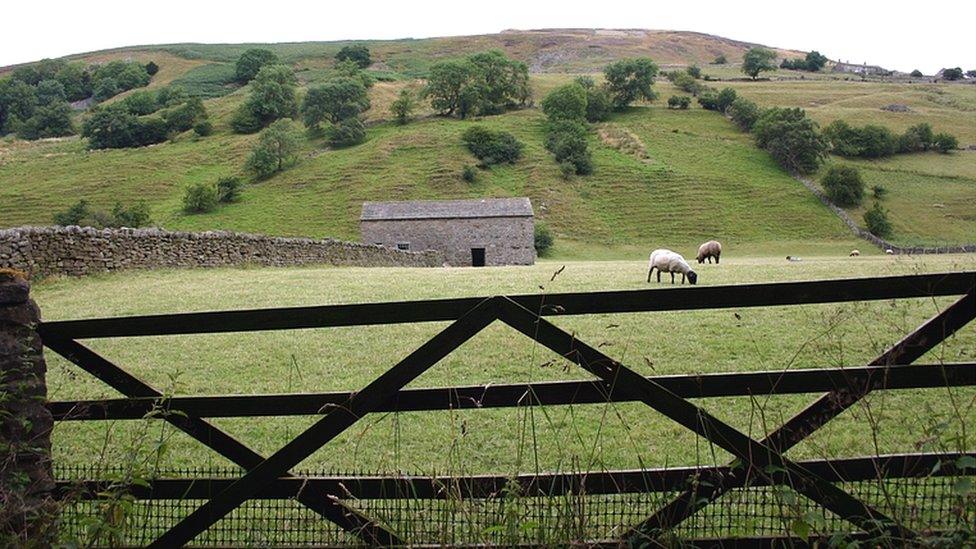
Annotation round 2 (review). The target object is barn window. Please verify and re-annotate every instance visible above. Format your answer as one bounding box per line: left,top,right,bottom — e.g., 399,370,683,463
396,242,410,251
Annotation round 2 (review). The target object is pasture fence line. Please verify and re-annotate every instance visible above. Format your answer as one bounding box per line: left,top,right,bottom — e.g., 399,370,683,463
9,271,976,546
793,174,976,254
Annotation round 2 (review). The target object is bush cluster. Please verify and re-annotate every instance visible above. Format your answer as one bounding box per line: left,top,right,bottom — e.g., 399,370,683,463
863,201,893,238
752,107,828,174
541,82,597,176
697,87,737,113
81,96,208,149
1,58,154,140
534,224,554,256
300,75,370,146
824,121,958,157
460,126,524,166
231,64,298,134
182,176,245,214
53,199,152,228
821,165,865,207
667,95,691,109
780,51,828,72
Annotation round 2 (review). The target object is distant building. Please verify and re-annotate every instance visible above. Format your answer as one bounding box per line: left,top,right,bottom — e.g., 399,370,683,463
360,197,535,267
832,62,888,76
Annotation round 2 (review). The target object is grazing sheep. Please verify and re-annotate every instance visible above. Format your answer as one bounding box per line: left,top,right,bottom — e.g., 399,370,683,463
697,240,723,264
885,249,894,255
786,256,802,262
647,249,698,285
849,250,860,257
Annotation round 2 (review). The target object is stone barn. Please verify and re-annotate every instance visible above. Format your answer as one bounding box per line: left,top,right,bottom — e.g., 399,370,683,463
360,197,535,266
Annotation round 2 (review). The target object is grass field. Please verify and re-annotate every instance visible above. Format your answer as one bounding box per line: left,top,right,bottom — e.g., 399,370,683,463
38,255,976,477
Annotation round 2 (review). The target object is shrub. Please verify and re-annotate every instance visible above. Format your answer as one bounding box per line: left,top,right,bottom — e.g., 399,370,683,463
545,119,592,175
697,89,719,110
671,72,703,95
542,83,588,121
752,107,827,174
161,98,207,134
897,123,934,153
193,120,213,137
35,79,66,106
559,161,576,180
182,182,218,213
603,57,659,110
93,77,119,102
81,107,170,149
933,132,958,153
871,184,887,199
667,95,691,109
821,165,865,207
423,51,529,118
534,224,554,256
712,54,727,65
335,45,372,69
216,176,243,203
145,61,159,76
235,49,279,84
716,88,737,113
910,69,923,77
727,97,761,131
329,116,366,147
121,90,161,115
686,65,702,79
53,199,151,227
390,89,416,125
17,101,74,139
461,165,477,182
863,201,892,238
461,126,524,166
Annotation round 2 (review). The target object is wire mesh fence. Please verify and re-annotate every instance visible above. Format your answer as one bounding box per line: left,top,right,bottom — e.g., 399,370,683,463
54,465,975,546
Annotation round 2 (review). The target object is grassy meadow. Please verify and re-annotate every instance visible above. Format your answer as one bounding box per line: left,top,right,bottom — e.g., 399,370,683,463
37,254,976,477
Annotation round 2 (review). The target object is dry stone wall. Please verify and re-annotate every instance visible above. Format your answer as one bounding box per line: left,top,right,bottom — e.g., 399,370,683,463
0,226,443,279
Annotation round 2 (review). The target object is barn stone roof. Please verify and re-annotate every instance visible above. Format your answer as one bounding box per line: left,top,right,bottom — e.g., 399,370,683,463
360,197,533,221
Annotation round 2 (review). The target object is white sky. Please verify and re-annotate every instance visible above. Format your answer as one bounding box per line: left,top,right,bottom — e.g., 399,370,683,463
2,0,973,73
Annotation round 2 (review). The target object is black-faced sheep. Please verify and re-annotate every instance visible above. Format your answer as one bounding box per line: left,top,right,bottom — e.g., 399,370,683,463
849,250,860,257
697,240,722,264
647,249,698,285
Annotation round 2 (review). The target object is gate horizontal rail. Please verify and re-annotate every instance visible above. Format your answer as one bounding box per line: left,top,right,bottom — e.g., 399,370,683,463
49,362,976,420
39,271,973,338
55,452,973,500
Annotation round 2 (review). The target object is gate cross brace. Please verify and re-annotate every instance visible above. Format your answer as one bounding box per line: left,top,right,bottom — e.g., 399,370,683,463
630,289,976,541
41,333,401,546
493,297,913,542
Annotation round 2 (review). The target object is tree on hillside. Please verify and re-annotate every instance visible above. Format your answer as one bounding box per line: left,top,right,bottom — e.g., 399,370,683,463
940,67,964,81
334,60,375,88
390,89,416,125
467,50,531,114
17,100,74,140
804,51,828,71
35,80,66,106
424,60,475,118
910,69,924,77
727,97,761,131
335,45,372,69
232,64,298,133
742,47,777,79
821,165,864,207
751,107,827,173
0,79,37,134
235,49,280,84
603,57,659,110
541,83,587,121
55,63,92,102
246,118,302,178
300,77,370,132
145,61,160,76
712,54,727,65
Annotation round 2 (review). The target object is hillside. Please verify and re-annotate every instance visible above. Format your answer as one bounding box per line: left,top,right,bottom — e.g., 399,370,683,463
1,30,973,255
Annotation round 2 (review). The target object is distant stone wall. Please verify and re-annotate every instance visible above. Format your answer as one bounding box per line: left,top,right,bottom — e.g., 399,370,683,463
0,226,443,279
794,176,976,255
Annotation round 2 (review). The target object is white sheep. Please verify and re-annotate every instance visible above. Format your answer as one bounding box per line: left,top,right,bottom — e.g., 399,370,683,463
697,240,723,264
647,249,698,285
849,249,860,257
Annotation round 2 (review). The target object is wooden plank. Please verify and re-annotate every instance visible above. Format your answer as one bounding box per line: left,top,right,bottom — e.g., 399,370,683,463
146,297,500,547
48,362,976,421
39,272,975,339
54,452,973,500
41,335,401,546
495,298,911,541
635,289,976,537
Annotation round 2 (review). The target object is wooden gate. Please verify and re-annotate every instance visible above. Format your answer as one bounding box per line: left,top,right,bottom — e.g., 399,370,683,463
42,272,976,546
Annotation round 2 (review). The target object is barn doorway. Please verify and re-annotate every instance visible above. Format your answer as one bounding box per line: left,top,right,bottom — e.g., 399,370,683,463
471,248,486,267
